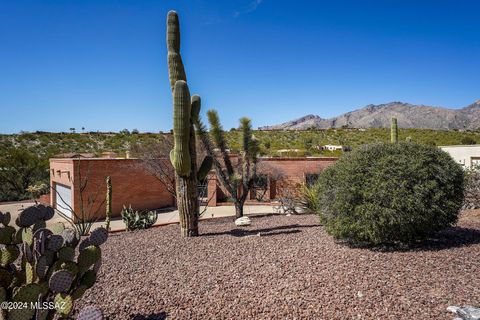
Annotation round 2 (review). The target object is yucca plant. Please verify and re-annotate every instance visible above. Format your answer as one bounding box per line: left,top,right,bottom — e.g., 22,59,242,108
299,183,322,214
195,110,259,218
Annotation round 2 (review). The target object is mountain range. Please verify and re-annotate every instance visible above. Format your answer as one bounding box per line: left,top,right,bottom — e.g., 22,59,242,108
258,100,480,130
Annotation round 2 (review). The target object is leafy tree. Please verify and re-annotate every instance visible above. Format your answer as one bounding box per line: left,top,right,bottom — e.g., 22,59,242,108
0,148,49,201
129,137,176,198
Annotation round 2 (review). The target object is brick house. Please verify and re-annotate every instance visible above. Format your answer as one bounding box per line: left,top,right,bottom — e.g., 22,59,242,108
49,156,337,221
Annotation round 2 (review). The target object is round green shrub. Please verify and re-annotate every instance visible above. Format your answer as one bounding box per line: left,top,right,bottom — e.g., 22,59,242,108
316,142,464,245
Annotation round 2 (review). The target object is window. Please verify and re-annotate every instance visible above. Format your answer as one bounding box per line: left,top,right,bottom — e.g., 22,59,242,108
305,173,319,187
251,174,269,201
198,178,208,199
253,174,268,189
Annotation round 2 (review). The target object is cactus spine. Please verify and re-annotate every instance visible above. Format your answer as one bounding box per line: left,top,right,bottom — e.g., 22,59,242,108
390,117,398,144
105,176,112,231
167,11,211,237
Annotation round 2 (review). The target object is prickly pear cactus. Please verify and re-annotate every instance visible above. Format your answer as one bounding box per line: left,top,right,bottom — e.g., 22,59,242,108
120,205,157,231
0,205,106,319
166,10,212,237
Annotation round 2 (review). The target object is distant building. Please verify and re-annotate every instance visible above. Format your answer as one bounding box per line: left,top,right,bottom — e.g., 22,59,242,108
276,149,303,156
54,153,96,159
439,145,480,168
316,145,350,152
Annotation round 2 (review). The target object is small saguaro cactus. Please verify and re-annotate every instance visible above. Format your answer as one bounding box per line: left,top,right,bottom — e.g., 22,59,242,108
166,10,212,237
0,205,106,319
105,176,112,231
390,117,398,144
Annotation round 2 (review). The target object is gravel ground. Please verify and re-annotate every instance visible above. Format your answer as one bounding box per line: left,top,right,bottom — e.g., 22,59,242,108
77,211,480,319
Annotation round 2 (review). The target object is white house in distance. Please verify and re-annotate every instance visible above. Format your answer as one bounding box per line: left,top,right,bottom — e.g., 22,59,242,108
316,145,349,151
439,145,480,168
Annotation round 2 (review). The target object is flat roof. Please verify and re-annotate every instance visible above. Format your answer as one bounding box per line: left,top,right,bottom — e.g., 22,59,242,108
50,156,339,161
439,145,480,148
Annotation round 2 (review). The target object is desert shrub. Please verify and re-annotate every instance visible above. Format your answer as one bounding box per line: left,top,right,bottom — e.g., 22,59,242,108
273,188,301,214
298,183,322,213
0,148,49,202
121,205,158,231
463,164,480,209
316,142,464,245
461,136,476,145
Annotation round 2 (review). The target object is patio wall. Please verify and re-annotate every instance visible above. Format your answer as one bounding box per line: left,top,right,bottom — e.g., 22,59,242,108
49,156,338,220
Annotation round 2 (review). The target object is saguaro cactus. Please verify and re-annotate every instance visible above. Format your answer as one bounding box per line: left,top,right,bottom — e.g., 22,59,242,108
166,11,211,237
390,117,398,144
105,176,112,231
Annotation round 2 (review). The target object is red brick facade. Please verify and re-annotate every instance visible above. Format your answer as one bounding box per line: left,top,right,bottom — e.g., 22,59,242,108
49,158,175,221
206,156,338,205
49,157,337,221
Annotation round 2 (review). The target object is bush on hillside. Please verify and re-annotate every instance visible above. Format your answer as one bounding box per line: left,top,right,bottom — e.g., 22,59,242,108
316,142,464,245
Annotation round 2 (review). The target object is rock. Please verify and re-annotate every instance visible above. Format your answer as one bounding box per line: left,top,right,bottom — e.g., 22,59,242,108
447,306,480,320
235,217,251,227
448,306,461,314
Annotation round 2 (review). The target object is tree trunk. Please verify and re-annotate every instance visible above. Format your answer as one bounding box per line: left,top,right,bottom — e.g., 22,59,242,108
234,201,244,219
175,125,199,237
176,172,198,236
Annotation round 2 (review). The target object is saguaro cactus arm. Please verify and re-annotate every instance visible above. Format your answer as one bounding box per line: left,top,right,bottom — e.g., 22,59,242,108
171,80,192,177
167,11,186,92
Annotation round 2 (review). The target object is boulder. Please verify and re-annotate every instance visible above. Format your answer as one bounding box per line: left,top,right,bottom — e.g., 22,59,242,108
235,217,251,227
447,306,480,320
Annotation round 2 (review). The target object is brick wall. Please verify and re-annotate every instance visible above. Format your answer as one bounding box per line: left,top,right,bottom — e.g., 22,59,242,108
208,156,338,205
50,158,175,221
50,156,337,220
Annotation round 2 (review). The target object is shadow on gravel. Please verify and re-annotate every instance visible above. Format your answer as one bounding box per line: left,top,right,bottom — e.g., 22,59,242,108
345,227,480,252
132,312,168,320
203,223,320,238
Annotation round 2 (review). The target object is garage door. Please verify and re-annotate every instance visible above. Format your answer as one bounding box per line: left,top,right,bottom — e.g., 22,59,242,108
55,183,72,218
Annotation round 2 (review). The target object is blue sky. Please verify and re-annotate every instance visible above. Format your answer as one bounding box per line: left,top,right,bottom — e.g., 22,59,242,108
0,0,479,133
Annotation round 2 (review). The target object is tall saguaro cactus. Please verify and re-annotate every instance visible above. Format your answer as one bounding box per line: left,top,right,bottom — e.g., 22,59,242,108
390,117,398,144
105,176,112,231
167,11,211,237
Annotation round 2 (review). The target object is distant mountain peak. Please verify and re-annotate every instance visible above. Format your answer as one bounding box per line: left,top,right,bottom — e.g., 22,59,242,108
299,114,322,121
258,100,480,130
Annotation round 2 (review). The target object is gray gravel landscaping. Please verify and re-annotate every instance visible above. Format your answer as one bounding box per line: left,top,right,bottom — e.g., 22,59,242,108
77,211,480,319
